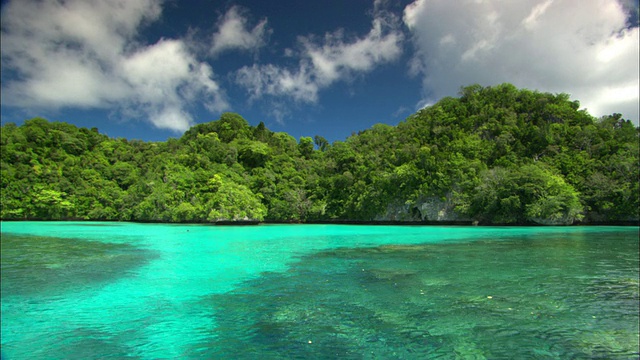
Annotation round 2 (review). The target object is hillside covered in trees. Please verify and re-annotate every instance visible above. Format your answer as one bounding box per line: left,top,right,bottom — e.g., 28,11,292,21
1,84,638,225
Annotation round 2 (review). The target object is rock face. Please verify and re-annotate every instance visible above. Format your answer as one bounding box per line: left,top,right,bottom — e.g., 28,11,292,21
374,201,416,221
581,212,640,225
416,195,469,222
529,217,574,226
372,192,639,225
375,193,471,222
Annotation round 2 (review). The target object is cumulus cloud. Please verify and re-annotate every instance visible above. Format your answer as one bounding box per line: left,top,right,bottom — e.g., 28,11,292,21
120,39,228,131
1,0,228,132
236,63,319,103
403,0,639,123
210,6,270,56
235,12,404,105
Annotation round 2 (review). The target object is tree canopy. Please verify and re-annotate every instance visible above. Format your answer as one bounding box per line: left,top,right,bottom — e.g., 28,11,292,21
1,84,638,224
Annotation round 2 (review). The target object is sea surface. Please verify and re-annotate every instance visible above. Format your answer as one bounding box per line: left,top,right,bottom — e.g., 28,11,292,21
0,222,638,359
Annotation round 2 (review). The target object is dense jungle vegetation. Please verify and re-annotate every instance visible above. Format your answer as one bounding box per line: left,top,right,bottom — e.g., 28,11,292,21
1,84,638,224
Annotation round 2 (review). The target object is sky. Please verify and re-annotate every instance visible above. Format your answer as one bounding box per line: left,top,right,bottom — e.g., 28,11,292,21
1,0,638,144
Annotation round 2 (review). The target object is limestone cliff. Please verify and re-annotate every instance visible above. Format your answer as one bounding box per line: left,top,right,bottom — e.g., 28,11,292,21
375,193,471,223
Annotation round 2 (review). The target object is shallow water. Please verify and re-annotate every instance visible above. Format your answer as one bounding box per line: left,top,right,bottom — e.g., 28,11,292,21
1,222,638,359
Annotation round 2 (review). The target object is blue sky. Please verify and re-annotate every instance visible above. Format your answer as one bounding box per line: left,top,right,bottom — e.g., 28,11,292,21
1,0,638,143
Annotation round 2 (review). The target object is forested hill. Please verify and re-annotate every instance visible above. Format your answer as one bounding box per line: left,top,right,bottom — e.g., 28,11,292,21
1,84,638,225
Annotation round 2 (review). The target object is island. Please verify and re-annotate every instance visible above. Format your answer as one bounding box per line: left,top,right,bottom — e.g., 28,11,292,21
1,84,638,225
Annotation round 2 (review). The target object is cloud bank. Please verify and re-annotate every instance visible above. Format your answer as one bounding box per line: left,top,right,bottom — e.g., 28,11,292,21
1,0,637,133
0,0,232,132
403,0,639,122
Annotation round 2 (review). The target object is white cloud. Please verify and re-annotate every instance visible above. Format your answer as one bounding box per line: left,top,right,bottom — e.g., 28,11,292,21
120,39,227,131
303,17,404,86
236,64,319,103
210,6,270,56
522,0,554,29
235,12,404,106
403,0,640,123
1,0,228,132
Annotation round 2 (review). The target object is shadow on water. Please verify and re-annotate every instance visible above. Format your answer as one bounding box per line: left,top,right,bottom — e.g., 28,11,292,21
197,233,639,359
1,233,158,359
0,233,156,298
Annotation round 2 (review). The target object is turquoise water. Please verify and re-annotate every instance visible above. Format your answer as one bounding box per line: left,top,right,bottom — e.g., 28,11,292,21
1,222,638,359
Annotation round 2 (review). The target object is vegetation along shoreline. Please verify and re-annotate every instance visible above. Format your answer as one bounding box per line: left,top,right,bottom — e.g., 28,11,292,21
2,84,638,226
1,218,639,226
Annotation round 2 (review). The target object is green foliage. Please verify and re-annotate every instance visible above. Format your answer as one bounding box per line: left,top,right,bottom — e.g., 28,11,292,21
237,140,270,168
205,178,267,222
467,165,583,224
1,86,638,224
298,136,314,159
313,135,329,151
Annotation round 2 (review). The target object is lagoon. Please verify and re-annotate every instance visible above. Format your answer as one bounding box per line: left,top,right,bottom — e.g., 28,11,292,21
1,222,638,359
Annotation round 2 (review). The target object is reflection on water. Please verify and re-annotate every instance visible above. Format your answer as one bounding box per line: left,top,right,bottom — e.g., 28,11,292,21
1,225,638,359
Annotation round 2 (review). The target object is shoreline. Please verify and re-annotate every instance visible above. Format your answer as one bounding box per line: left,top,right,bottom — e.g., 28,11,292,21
1,218,638,227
